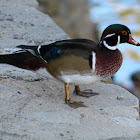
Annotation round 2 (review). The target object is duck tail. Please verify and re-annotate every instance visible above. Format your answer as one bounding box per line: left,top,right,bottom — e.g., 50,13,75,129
17,45,36,50
0,51,46,71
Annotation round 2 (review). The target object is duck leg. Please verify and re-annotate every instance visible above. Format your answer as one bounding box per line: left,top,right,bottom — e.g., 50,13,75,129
73,85,99,98
65,83,86,108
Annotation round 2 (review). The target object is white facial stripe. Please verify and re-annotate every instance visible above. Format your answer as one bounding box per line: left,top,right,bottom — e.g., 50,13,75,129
103,41,117,50
92,51,96,72
105,33,115,38
98,33,116,47
103,35,120,50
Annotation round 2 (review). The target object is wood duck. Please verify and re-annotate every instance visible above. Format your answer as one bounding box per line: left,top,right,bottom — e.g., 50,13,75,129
0,24,139,108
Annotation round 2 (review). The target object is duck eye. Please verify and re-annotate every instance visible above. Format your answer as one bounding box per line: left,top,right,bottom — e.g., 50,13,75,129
122,30,127,35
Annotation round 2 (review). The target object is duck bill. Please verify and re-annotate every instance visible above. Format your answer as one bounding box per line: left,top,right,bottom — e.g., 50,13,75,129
128,34,140,46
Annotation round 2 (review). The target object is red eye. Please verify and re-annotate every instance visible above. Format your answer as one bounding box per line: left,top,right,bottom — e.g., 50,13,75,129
122,30,127,35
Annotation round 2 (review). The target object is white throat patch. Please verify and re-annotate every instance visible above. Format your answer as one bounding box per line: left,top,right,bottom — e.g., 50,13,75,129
103,35,120,50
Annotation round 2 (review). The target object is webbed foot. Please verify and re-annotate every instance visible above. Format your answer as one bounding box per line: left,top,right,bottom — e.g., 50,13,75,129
66,99,87,108
65,83,87,108
74,85,99,98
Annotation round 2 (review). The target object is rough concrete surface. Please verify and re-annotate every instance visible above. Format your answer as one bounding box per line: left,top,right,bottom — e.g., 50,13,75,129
0,0,140,140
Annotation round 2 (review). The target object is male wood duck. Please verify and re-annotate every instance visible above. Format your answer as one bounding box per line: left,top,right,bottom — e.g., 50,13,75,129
0,24,140,108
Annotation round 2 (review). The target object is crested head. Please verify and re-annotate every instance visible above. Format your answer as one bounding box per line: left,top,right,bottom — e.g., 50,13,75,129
98,24,140,50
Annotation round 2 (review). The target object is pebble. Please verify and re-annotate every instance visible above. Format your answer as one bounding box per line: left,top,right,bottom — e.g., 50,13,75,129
117,96,124,100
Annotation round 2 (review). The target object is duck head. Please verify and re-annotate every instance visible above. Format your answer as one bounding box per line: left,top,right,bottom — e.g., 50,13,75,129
98,24,140,50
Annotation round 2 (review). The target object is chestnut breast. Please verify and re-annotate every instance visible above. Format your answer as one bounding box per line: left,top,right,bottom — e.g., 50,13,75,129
95,49,123,77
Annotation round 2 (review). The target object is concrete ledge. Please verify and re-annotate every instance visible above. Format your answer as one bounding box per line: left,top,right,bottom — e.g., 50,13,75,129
0,0,69,48
0,0,140,140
